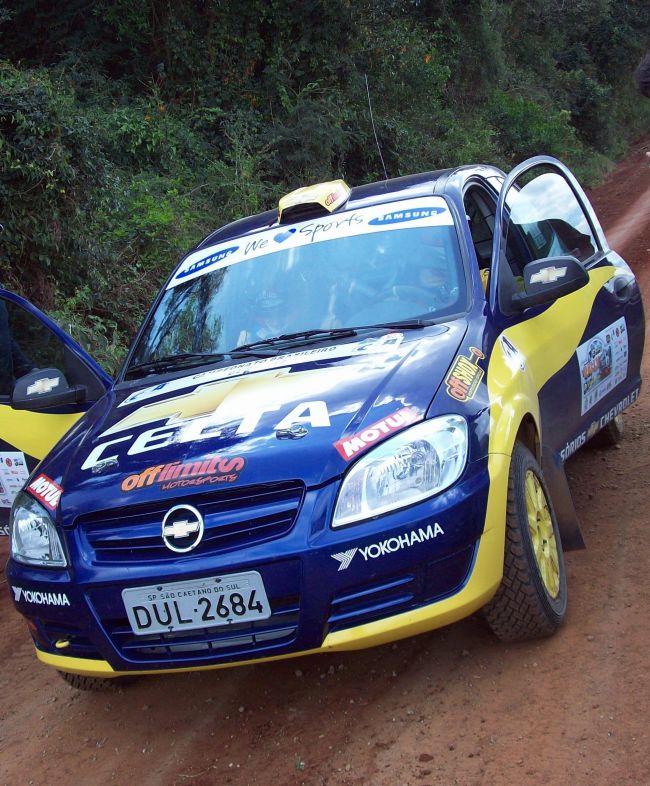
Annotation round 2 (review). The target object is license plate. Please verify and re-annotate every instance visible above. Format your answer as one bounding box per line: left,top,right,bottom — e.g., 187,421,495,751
122,571,271,636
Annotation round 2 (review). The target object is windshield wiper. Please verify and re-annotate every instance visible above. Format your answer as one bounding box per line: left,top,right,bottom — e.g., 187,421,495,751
125,352,226,379
231,327,358,354
364,318,435,329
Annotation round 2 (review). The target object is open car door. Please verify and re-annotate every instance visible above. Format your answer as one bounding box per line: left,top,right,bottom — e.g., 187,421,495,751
488,155,644,549
0,289,112,534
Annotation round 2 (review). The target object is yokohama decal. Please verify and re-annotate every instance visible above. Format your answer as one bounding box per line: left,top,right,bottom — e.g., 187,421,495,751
334,407,420,460
27,474,63,511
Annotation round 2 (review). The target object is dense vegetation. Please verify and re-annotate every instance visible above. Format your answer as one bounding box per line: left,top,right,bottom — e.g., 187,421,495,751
1,0,649,372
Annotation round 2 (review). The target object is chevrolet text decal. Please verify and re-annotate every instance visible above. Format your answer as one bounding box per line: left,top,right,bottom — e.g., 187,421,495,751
169,197,453,288
334,407,420,460
560,387,639,461
445,347,485,401
82,367,344,472
26,474,63,511
122,455,246,492
331,523,444,571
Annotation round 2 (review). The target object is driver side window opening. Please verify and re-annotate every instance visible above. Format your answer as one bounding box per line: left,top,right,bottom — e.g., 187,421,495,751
464,185,517,292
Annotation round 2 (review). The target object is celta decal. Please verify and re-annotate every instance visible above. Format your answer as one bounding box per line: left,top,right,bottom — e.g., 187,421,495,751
331,523,444,571
334,407,420,461
12,586,70,607
445,347,485,401
83,367,340,472
27,474,63,511
121,455,246,493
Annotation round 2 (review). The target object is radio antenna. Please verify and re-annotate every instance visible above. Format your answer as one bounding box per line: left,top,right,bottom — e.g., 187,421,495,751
365,74,389,181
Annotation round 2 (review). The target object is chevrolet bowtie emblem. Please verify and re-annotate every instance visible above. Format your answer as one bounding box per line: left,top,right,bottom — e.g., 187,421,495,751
161,504,204,553
530,266,567,285
27,377,60,396
163,519,200,539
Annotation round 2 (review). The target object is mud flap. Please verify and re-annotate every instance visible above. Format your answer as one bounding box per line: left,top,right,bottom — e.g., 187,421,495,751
541,445,586,551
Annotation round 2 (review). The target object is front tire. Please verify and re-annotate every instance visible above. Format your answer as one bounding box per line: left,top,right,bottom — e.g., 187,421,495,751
484,442,567,641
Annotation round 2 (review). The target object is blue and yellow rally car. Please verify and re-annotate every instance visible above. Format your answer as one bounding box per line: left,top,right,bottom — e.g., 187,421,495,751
2,156,644,689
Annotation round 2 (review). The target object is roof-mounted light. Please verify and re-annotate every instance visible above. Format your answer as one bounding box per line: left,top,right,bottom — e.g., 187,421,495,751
278,179,351,223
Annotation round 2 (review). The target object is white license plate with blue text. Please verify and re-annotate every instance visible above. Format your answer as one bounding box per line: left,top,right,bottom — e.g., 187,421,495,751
122,571,271,636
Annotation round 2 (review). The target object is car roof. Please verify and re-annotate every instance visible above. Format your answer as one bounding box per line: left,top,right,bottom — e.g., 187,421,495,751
196,165,505,251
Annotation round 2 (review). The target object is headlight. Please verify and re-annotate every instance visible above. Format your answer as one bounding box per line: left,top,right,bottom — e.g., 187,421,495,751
10,492,67,568
332,415,468,528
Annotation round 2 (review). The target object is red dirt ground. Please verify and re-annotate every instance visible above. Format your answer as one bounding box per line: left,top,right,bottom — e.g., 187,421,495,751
1,141,649,786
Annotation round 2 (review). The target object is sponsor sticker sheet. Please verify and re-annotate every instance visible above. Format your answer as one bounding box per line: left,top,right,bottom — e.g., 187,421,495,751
577,317,628,415
0,452,29,509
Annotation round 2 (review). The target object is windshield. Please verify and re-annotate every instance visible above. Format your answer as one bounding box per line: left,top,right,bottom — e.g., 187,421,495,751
129,196,467,368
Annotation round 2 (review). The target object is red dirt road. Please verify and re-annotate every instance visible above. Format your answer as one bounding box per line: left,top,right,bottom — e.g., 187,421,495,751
1,143,649,786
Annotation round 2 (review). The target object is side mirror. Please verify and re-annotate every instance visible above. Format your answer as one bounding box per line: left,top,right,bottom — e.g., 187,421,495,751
511,256,589,311
11,368,87,411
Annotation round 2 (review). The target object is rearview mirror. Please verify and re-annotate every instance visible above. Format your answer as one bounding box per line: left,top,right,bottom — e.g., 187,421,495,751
11,368,87,411
511,256,589,311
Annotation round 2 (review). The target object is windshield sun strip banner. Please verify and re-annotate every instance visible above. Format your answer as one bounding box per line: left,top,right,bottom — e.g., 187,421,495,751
168,197,454,289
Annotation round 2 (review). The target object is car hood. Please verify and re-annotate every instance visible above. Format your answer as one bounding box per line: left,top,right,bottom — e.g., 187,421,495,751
48,322,468,521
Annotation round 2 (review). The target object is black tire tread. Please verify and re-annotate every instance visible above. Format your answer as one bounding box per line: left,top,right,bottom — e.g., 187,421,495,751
484,444,565,641
58,670,124,691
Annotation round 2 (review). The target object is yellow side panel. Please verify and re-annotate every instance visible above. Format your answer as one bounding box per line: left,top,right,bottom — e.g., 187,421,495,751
0,405,82,461
487,266,614,457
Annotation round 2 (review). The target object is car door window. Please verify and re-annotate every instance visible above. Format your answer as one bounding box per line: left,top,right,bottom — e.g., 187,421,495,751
502,169,598,279
0,297,108,402
0,299,66,398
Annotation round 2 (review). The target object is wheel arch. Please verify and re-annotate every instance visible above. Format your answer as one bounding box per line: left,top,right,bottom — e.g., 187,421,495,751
514,413,541,464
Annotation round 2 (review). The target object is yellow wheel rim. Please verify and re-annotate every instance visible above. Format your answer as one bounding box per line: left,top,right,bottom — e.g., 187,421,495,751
524,470,560,598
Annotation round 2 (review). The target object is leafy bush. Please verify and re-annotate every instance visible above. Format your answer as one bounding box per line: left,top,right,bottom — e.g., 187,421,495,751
1,0,649,368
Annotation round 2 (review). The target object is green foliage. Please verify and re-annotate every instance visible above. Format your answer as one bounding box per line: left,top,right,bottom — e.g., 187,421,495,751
487,91,581,164
48,287,127,377
0,0,649,368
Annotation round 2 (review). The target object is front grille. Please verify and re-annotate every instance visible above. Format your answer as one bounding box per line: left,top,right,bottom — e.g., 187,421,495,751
104,595,300,662
76,481,305,564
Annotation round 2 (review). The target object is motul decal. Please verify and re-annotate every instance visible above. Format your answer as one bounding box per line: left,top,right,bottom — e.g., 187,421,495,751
334,407,420,461
445,347,485,401
27,474,63,511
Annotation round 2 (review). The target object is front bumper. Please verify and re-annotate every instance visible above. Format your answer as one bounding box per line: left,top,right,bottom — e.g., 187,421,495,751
7,454,509,678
